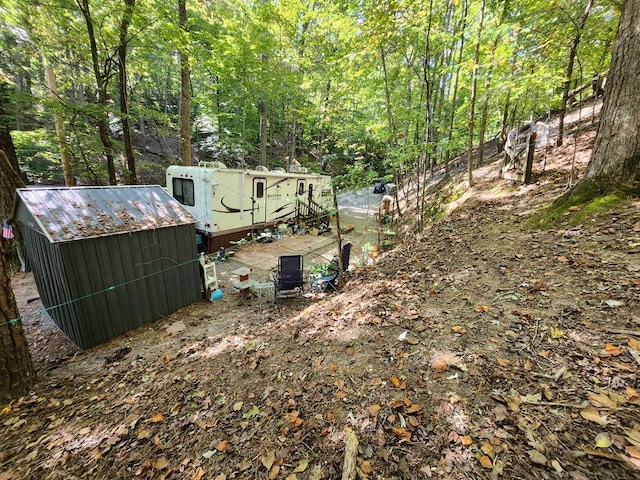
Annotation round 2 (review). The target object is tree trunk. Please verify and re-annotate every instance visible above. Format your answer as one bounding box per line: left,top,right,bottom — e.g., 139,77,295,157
477,33,500,165
118,0,137,184
179,0,191,166
584,0,640,183
78,0,117,185
0,82,21,178
445,0,468,173
0,253,35,404
556,0,594,147
466,0,485,188
0,118,26,271
258,101,267,166
45,64,74,187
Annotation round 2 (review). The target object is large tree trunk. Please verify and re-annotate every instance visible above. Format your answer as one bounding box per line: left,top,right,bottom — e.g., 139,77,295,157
584,0,640,183
0,114,26,270
0,82,21,178
0,249,35,404
179,0,191,166
118,0,137,184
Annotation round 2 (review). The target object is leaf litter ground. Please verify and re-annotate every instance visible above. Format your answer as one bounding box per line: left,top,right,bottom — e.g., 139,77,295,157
3,120,640,480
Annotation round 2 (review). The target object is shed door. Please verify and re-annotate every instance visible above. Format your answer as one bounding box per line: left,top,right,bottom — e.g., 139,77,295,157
253,178,267,225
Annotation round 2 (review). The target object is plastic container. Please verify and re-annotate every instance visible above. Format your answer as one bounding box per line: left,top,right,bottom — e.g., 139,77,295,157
211,289,223,302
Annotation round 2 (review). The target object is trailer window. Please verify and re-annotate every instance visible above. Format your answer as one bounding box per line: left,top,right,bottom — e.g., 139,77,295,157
298,182,305,195
256,182,264,199
172,178,195,206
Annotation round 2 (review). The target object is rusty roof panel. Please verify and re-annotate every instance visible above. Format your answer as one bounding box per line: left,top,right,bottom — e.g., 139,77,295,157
16,185,196,243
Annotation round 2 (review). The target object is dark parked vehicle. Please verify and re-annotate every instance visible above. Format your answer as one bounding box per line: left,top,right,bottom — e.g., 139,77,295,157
373,179,386,194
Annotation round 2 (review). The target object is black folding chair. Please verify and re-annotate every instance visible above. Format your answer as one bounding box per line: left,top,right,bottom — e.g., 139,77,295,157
273,255,304,305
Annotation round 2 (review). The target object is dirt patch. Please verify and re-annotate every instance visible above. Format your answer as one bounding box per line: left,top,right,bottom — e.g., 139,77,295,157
2,122,639,480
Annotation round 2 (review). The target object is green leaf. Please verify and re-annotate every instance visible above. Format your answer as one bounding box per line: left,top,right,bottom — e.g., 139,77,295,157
242,406,260,419
595,433,612,448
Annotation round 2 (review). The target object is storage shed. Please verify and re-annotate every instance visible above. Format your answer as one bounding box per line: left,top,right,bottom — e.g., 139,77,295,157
12,185,202,349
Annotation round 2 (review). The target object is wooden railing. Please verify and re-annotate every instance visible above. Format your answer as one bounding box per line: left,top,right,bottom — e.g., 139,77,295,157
295,198,331,230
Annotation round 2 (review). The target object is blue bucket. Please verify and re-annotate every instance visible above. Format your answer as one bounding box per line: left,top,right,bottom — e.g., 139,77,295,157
211,289,223,302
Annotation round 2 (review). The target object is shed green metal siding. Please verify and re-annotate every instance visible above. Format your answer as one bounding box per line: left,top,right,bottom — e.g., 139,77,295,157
23,222,200,349
14,185,202,349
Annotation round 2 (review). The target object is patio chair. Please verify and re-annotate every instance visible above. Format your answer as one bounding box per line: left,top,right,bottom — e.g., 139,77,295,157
313,242,351,293
273,255,304,305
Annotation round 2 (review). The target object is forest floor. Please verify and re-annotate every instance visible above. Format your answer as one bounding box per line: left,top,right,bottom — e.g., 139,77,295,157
3,107,640,480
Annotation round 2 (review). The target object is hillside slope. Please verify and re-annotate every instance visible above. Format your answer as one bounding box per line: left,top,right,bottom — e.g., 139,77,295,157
2,114,639,480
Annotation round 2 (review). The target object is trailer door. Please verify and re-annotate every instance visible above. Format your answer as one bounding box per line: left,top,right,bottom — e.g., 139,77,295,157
253,178,267,225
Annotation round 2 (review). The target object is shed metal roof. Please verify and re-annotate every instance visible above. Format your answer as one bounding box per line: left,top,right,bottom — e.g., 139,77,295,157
16,185,196,243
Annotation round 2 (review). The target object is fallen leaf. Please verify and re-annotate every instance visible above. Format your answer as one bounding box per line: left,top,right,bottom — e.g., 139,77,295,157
625,428,640,447
137,429,150,439
527,449,547,465
556,256,568,263
481,441,495,457
474,305,489,312
392,428,412,441
452,325,467,334
497,358,510,367
334,390,348,399
628,338,640,350
406,403,422,414
261,450,276,470
216,440,230,451
233,402,243,411
549,326,564,339
520,393,542,404
595,433,613,448
605,344,623,356
154,457,169,470
214,474,226,480
163,352,170,365
390,375,407,389
480,455,493,469
626,446,640,459
268,464,280,480
360,460,373,474
432,358,449,373
151,413,164,423
293,458,309,473
461,435,473,446
605,299,624,308
242,406,260,419
580,405,608,425
193,468,205,480
202,450,216,459
588,392,618,409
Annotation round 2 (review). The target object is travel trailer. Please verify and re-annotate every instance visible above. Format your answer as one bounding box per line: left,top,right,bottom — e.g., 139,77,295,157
166,162,333,252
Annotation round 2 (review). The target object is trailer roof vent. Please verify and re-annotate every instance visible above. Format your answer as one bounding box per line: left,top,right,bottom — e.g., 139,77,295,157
198,161,227,169
255,165,269,172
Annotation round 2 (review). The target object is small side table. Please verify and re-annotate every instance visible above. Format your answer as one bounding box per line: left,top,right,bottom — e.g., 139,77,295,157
252,282,275,304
